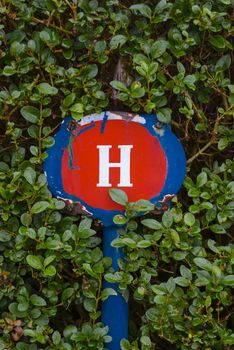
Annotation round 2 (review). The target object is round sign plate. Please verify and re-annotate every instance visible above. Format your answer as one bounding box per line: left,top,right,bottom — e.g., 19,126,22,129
44,112,186,225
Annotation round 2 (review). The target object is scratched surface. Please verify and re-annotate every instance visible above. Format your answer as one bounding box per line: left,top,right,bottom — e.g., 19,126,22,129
44,112,186,226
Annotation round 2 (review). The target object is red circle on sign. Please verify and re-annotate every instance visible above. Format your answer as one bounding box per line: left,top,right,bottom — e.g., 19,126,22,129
62,120,167,210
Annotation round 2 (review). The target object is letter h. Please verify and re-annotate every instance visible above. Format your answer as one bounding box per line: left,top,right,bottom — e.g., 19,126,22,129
97,145,133,187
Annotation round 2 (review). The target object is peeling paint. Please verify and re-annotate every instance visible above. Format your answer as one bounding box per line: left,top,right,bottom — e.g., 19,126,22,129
153,122,165,137
67,124,96,170
58,197,93,216
78,111,146,127
68,135,80,170
44,112,186,226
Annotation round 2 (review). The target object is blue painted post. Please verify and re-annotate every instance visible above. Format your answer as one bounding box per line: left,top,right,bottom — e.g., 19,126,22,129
102,225,128,350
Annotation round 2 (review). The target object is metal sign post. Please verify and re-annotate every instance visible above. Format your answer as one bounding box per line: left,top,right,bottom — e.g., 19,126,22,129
44,111,186,350
102,225,128,349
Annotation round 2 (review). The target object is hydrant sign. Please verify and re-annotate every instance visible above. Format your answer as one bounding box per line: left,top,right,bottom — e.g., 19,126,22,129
44,111,186,225
44,111,186,350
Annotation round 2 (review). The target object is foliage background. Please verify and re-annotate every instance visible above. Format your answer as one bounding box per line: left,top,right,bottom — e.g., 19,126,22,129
0,0,233,349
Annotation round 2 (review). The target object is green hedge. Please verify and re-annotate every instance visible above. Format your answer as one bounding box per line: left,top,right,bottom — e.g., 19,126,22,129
0,0,233,349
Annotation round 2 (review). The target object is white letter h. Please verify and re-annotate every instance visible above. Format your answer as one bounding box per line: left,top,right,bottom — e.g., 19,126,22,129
97,145,133,187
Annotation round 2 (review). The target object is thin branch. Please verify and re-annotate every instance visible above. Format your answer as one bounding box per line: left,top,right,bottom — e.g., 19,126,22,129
187,139,215,165
187,109,223,165
184,91,204,122
31,17,73,35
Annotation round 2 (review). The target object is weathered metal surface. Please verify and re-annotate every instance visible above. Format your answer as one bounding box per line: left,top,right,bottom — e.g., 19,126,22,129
44,111,186,227
44,111,186,350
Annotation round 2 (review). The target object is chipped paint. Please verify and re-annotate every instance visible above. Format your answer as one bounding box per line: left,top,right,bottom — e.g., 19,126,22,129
67,123,96,170
153,122,165,137
44,112,186,226
58,197,93,216
78,111,146,127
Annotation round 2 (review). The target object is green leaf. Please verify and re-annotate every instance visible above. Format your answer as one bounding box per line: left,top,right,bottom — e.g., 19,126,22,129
205,295,212,308
197,172,207,187
83,263,98,279
93,90,106,99
140,335,151,346
23,167,36,185
162,211,173,228
154,294,167,304
153,231,163,241
173,251,188,260
52,331,61,346
0,230,11,242
157,108,172,124
184,213,195,226
151,40,168,58
184,75,196,89
30,294,47,306
101,288,117,301
188,188,200,197
39,30,51,42
171,229,180,244
218,137,229,151
30,145,38,156
26,228,36,239
130,4,152,18
134,199,154,212
94,40,106,53
104,273,122,283
3,66,16,76
63,93,76,107
210,224,226,234
193,258,212,271
63,325,77,338
31,201,50,214
20,106,39,124
20,213,32,226
37,83,58,95
122,237,137,248
84,298,96,312
44,255,56,267
26,255,43,270
18,301,29,312
120,339,132,350
110,80,128,92
174,276,190,287
110,35,127,49
62,288,74,301
44,265,56,276
166,277,175,293
180,265,192,280
79,217,92,230
177,61,185,75
209,35,230,49
130,84,145,98
141,218,163,230
70,103,84,114
82,64,98,79
215,54,231,73
109,188,128,205
0,161,9,172
111,238,124,247
222,275,234,287
113,215,128,225
137,240,151,248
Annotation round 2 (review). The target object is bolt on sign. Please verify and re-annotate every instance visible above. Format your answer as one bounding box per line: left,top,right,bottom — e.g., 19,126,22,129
44,111,186,350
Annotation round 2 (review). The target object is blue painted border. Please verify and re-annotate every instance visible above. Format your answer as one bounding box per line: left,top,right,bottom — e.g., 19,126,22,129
44,113,186,226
